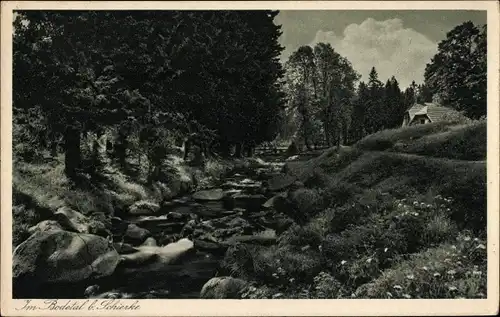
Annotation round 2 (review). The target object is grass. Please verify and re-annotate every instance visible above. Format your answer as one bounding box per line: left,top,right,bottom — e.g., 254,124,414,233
231,121,487,299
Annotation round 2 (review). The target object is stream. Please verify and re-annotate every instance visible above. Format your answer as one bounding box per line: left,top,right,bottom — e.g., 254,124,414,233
89,155,291,299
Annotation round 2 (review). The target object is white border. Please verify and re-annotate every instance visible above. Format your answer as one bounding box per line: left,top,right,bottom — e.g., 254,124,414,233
1,1,499,316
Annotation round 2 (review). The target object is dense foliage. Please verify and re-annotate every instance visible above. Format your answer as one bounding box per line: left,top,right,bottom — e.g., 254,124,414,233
14,10,286,178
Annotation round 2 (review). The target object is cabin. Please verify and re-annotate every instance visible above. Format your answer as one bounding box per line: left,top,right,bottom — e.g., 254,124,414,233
401,102,466,127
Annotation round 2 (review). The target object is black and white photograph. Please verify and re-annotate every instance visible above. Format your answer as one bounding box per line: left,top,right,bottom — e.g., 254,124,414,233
1,1,499,316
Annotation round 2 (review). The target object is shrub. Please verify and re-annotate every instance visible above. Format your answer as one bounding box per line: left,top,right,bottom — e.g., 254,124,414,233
278,221,325,249
287,188,324,224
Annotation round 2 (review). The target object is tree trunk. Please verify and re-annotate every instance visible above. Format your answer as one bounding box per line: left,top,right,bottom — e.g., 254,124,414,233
234,143,243,158
115,132,128,168
64,126,81,180
218,140,231,158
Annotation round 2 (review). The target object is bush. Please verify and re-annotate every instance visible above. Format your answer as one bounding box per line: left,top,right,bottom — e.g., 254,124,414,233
287,188,324,224
278,221,325,249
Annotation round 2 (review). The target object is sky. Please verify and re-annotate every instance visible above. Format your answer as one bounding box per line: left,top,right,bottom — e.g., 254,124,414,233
275,10,487,88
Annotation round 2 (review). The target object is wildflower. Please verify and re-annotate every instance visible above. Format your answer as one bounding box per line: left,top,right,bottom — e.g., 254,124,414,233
433,272,441,277
463,236,471,241
393,285,403,290
472,271,482,276
406,274,415,280
402,294,412,299
451,245,457,250
422,266,429,271
476,244,486,250
447,270,457,275
448,286,458,291
289,277,296,283
384,247,389,253
474,238,479,242
341,260,347,265
386,292,393,298
351,293,356,298
413,212,419,216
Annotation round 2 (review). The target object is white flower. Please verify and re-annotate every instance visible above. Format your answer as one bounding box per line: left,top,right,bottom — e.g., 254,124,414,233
406,274,415,280
413,212,419,216
422,266,429,271
476,244,486,250
474,238,479,242
472,271,482,276
403,294,412,299
451,245,457,250
448,286,458,291
447,270,457,275
366,258,373,263
463,236,471,241
341,260,347,265
433,272,441,277
386,292,393,298
384,247,389,253
393,285,403,290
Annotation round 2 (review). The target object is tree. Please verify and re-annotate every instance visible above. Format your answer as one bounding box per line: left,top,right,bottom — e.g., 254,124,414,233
349,81,369,142
313,43,359,146
364,67,385,133
383,76,405,128
285,45,317,150
424,21,486,119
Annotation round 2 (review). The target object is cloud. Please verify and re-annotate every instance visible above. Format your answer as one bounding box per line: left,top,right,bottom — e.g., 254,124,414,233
309,18,438,88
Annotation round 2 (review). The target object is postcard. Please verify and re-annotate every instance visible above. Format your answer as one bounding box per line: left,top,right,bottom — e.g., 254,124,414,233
1,1,499,316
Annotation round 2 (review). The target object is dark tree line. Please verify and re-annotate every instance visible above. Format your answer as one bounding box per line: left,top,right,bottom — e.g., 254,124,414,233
13,10,285,179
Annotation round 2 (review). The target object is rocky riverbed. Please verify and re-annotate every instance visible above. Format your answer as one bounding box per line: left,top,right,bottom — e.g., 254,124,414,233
13,155,307,299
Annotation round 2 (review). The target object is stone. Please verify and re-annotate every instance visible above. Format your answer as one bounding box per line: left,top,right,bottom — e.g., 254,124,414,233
28,220,63,235
262,192,287,209
267,174,297,192
142,237,157,247
128,200,160,216
13,230,120,297
194,239,229,255
124,224,151,245
192,188,224,201
54,207,109,238
232,193,267,211
200,277,248,299
113,242,139,254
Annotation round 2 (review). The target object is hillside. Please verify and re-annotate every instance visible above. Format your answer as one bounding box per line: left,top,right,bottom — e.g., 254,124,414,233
230,121,487,299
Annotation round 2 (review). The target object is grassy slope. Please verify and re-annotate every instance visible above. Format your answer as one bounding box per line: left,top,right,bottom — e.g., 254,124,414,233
236,121,487,299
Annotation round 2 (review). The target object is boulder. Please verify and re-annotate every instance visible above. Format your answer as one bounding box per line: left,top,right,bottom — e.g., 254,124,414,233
232,193,267,211
13,231,120,296
113,242,139,254
192,189,224,201
28,220,63,235
142,237,158,247
200,277,248,299
53,207,109,238
124,224,151,245
262,192,287,209
267,174,297,192
194,239,229,255
128,200,160,216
